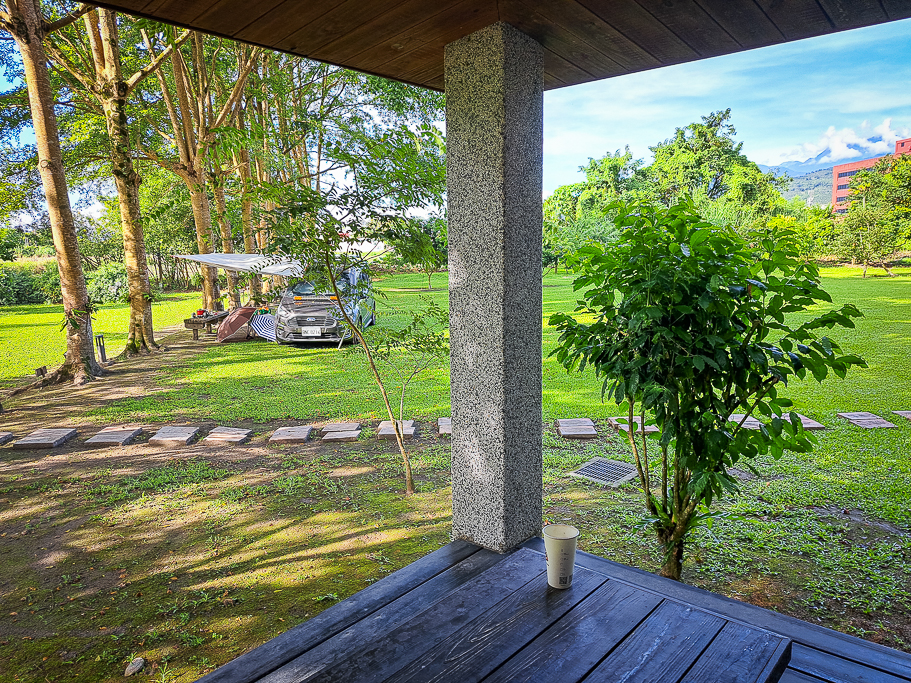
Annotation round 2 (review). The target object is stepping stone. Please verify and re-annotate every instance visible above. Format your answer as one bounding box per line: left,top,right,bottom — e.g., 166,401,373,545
321,422,360,434
0,432,14,446
892,411,911,422
556,418,597,439
205,427,253,444
729,414,763,430
438,417,451,436
377,420,415,441
13,428,77,449
322,430,360,442
608,417,659,434
148,426,200,447
269,426,313,444
796,414,826,430
837,411,897,429
85,426,143,447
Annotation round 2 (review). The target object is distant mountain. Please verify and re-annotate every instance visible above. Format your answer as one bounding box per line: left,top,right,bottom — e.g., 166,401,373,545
780,167,833,206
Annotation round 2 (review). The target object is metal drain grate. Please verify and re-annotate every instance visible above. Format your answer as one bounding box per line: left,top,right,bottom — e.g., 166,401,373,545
569,458,638,488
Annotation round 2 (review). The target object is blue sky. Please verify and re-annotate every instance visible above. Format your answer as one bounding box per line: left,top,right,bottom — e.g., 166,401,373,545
542,17,911,193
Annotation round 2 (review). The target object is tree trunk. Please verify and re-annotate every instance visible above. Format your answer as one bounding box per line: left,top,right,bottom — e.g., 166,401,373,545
188,185,217,309
234,145,261,299
213,180,240,308
9,0,100,384
657,530,684,581
94,10,157,355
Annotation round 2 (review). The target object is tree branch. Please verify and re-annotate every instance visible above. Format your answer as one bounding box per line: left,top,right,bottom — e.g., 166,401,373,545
43,4,92,35
126,29,191,95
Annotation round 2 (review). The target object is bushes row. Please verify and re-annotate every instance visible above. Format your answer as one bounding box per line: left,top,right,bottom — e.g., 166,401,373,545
0,261,129,306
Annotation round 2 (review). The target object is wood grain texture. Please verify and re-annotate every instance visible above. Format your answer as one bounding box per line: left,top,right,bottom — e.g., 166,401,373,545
481,580,663,683
231,0,341,50
277,0,406,56
789,644,911,683
753,0,833,40
522,538,911,680
193,0,289,38
197,541,483,683
301,549,547,683
815,0,888,28
628,0,742,55
694,0,785,47
681,621,790,683
383,570,606,683
778,670,829,683
584,600,726,683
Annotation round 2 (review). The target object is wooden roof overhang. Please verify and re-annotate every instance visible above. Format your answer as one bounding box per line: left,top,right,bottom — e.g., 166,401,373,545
88,0,911,91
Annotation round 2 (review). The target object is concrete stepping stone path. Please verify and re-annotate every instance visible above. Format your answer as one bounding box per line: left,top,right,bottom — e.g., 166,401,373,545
322,429,361,443
608,417,659,434
438,417,451,437
321,423,360,434
796,414,826,430
893,411,911,422
85,426,143,447
269,426,313,444
149,426,201,447
377,420,415,441
556,418,598,439
14,428,77,449
0,432,14,446
205,427,253,444
729,414,763,430
837,411,897,429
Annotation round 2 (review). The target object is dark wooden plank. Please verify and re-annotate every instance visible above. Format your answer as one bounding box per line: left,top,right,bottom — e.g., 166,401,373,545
197,541,483,683
584,600,725,683
504,0,664,70
694,0,784,48
815,0,888,29
191,0,289,38
754,0,834,41
276,0,407,56
385,570,606,683
232,0,343,50
482,580,663,683
340,0,497,73
880,1,911,21
789,644,911,683
570,0,698,65
681,621,791,683
629,0,742,55
135,0,207,25
498,0,627,78
779,670,827,683
522,537,911,679
262,548,544,683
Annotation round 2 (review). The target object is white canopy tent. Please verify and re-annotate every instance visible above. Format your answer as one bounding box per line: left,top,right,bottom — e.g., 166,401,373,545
173,253,306,278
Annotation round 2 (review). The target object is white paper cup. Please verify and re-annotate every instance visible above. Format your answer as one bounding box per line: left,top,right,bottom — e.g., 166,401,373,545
542,524,579,589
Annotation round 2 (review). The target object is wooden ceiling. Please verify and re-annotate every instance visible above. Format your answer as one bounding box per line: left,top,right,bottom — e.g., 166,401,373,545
90,0,911,91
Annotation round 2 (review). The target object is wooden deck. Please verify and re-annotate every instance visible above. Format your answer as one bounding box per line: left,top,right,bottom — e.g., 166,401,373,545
198,539,911,683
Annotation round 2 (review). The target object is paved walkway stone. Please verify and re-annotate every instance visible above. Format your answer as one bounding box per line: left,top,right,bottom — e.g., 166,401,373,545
322,422,360,433
0,432,14,446
377,420,415,440
608,417,659,434
438,417,451,436
205,427,253,444
14,428,77,449
729,414,763,430
893,411,911,422
85,426,143,447
837,411,897,429
796,414,826,430
149,426,201,447
322,430,360,442
269,426,313,444
556,418,597,439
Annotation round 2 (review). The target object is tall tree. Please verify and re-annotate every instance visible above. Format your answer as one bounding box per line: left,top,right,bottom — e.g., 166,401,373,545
0,0,101,385
45,10,190,353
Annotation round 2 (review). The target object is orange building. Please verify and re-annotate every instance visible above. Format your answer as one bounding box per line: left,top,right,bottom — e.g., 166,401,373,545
832,137,911,213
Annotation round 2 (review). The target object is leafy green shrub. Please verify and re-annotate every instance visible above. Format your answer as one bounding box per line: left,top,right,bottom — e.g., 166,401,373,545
0,261,61,305
86,262,128,303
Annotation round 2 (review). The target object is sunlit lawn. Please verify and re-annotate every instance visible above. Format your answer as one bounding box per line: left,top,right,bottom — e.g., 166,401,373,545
0,292,199,382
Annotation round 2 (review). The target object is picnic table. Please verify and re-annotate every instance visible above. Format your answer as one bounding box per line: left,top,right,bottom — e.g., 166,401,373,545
183,310,230,340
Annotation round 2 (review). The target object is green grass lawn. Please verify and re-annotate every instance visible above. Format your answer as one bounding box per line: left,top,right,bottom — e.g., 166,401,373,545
0,292,200,382
1,267,910,682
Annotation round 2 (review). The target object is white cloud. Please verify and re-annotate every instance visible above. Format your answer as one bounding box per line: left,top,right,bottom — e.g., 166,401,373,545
762,119,911,165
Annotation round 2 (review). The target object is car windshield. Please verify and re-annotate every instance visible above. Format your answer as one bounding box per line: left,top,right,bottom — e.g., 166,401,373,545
287,276,356,297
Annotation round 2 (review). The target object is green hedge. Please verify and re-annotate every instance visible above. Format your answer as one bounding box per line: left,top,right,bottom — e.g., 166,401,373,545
0,261,61,305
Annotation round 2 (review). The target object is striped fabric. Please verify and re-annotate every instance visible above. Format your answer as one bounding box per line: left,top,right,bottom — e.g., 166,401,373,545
249,313,276,342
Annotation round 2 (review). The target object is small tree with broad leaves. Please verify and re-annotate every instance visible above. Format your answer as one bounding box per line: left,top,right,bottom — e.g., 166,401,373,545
550,200,865,580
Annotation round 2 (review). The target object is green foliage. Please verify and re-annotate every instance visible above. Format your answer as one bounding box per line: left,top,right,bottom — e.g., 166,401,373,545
834,202,902,276
0,227,22,261
0,260,60,305
86,262,129,303
550,200,865,578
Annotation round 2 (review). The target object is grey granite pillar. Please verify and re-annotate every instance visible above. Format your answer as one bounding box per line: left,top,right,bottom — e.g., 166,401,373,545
445,22,544,553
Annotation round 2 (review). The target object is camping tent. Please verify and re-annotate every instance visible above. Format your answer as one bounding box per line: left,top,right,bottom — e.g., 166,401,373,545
173,253,305,278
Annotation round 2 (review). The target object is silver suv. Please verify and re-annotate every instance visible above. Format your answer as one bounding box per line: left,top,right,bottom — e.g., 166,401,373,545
274,269,376,344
